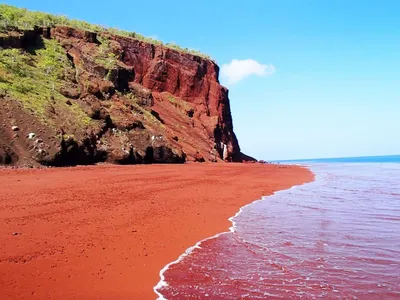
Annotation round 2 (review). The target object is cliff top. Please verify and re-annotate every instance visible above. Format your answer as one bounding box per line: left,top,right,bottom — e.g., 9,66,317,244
0,6,249,167
0,4,211,60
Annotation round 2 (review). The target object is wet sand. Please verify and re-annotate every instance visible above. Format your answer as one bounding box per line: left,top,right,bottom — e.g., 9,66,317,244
0,163,313,299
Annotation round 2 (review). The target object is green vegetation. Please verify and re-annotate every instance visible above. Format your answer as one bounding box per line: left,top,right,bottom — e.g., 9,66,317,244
167,94,193,113
167,94,177,104
124,92,165,129
0,39,92,126
0,4,211,59
95,35,118,70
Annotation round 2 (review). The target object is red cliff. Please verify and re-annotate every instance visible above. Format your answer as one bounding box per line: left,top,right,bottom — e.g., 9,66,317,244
0,26,254,166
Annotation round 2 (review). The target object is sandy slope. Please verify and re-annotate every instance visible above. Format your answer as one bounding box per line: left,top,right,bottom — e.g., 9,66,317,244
0,163,313,299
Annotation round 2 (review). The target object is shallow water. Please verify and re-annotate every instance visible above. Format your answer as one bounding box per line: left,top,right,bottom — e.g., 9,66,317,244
155,164,400,299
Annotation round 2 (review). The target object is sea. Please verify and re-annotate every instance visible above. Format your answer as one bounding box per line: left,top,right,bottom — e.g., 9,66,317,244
154,155,400,299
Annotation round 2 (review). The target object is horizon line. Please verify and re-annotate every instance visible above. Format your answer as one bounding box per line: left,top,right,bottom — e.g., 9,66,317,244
271,154,400,162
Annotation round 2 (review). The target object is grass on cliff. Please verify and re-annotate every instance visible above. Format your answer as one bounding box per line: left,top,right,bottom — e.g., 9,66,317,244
0,39,92,127
95,35,118,71
167,94,194,117
124,92,166,129
0,4,211,59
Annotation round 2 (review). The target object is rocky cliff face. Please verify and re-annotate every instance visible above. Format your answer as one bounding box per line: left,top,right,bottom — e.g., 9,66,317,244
0,26,253,166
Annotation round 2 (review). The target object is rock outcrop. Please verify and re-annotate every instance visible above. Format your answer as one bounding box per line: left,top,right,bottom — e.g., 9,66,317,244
0,26,254,167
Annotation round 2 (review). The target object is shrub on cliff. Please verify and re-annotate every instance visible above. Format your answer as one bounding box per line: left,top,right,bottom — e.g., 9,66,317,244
95,36,118,70
0,4,210,59
0,39,91,126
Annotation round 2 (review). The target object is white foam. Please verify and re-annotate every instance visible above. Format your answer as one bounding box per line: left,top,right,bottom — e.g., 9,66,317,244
153,230,231,299
153,172,312,299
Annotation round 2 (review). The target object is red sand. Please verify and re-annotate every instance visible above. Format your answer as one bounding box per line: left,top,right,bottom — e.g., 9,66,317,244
0,163,313,299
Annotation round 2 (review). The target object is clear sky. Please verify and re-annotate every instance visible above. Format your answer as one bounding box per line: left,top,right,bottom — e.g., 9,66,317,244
3,0,400,160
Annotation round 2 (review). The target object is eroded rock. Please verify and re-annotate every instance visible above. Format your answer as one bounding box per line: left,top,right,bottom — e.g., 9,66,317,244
0,25,255,167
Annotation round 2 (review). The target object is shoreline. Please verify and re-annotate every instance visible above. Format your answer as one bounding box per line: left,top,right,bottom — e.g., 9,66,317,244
154,175,313,299
0,163,313,299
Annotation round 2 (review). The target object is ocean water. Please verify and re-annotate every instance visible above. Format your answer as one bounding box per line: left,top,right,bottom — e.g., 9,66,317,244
275,154,400,164
155,158,400,299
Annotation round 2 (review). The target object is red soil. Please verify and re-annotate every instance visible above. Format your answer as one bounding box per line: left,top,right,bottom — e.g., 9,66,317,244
0,164,313,299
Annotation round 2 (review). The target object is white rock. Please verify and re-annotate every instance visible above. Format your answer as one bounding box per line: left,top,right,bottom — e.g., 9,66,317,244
223,143,229,160
28,133,36,139
11,126,19,131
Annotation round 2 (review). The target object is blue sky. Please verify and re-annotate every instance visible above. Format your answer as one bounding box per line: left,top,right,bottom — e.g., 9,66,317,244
4,0,400,160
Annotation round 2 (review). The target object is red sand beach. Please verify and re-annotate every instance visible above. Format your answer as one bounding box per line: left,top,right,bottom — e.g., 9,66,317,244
0,163,313,299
